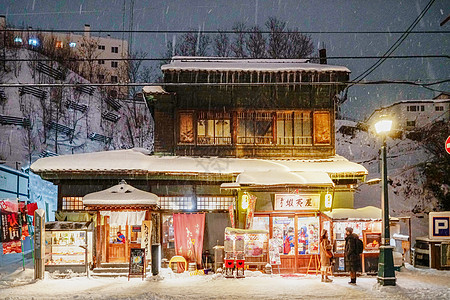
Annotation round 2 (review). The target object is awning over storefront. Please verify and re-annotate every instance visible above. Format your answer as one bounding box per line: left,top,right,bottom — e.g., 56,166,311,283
323,206,382,220
45,221,93,231
236,170,334,187
31,148,368,181
82,180,159,208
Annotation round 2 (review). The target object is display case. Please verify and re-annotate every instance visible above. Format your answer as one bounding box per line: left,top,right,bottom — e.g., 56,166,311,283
224,227,269,270
44,222,94,273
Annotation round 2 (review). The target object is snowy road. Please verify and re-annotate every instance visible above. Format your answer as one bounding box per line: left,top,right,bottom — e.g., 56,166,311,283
1,264,450,300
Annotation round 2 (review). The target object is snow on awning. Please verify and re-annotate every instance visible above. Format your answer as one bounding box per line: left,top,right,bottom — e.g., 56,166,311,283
236,170,334,187
31,148,367,179
323,206,382,220
83,180,158,207
142,85,169,95
161,56,351,73
45,221,93,231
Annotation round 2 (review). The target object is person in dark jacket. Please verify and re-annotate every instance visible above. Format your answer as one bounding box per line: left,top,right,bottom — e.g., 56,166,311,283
344,227,361,284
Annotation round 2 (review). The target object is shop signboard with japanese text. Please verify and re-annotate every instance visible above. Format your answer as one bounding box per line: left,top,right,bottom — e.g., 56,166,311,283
429,212,450,240
141,220,152,258
274,194,320,211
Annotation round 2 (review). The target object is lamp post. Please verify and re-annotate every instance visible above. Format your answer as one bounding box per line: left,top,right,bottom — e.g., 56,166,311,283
374,118,396,286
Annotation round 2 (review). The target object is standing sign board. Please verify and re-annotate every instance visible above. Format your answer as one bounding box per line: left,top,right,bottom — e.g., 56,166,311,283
429,212,450,240
268,238,281,266
34,209,45,280
141,220,152,260
128,248,146,280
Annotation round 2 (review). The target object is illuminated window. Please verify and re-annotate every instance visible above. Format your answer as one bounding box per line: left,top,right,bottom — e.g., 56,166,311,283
159,196,193,210
197,196,234,210
28,38,39,47
406,120,415,127
313,111,330,145
14,37,23,44
294,111,312,145
69,42,76,48
62,197,84,211
197,112,231,145
238,112,273,144
55,41,63,48
277,111,312,145
179,112,194,144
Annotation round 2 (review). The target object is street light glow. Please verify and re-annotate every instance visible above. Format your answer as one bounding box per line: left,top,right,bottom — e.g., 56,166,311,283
374,119,393,134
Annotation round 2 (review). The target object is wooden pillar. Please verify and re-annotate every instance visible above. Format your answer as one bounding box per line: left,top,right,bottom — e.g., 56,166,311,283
96,211,101,268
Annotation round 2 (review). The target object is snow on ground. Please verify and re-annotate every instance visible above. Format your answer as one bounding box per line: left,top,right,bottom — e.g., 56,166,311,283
1,262,450,300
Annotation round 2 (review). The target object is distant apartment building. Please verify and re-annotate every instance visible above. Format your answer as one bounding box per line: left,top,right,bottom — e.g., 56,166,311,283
0,16,128,98
366,93,450,131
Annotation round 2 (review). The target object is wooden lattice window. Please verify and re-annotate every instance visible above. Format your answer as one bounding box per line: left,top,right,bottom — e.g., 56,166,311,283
197,196,234,210
62,197,84,211
197,111,231,145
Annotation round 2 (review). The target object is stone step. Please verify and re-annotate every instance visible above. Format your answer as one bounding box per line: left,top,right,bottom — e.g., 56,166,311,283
92,267,129,273
98,263,129,268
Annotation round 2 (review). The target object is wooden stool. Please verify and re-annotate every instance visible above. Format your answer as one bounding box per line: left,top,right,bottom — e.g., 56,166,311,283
169,256,187,273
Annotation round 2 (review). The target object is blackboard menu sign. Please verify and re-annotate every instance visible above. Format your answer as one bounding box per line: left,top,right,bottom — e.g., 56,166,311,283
128,248,146,280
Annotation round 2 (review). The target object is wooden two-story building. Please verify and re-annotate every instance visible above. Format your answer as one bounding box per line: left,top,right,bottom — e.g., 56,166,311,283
31,57,368,273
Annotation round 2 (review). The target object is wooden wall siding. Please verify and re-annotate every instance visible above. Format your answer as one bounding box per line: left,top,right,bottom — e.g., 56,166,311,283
174,144,335,158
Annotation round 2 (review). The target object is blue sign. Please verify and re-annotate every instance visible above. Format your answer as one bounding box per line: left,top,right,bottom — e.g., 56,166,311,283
433,217,449,237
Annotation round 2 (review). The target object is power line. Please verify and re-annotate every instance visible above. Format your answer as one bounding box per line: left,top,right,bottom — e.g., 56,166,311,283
2,28,449,35
2,55,448,62
352,0,437,84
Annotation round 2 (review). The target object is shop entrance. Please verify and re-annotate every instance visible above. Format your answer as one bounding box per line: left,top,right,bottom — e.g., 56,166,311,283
99,212,146,264
253,214,321,273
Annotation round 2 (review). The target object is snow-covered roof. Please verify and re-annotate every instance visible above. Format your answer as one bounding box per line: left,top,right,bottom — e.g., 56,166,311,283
30,148,368,180
323,206,382,220
236,170,334,187
161,56,351,73
142,85,169,95
83,180,158,206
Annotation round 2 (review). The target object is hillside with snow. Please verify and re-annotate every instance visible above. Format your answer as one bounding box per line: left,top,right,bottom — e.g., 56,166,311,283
336,120,437,241
0,48,153,168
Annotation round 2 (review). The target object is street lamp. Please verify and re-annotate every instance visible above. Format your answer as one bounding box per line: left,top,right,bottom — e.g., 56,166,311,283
374,117,396,286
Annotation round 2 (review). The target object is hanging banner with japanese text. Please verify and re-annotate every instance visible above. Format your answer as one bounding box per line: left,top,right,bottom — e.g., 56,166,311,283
274,194,320,211
245,194,257,230
228,202,235,228
173,213,205,267
0,199,21,254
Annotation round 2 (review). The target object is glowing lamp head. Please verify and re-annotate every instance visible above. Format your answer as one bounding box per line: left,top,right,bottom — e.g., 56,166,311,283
374,118,393,134
14,37,23,44
69,42,76,48
241,194,249,210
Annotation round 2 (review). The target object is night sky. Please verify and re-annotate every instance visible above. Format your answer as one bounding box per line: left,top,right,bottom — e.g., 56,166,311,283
1,0,448,120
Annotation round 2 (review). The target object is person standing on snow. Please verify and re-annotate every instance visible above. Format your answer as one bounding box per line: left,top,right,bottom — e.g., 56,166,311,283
344,227,361,284
320,229,333,282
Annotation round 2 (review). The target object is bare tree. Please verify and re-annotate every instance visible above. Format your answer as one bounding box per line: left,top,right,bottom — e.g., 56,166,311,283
214,31,231,57
231,22,247,57
266,17,314,59
266,17,288,58
246,26,266,58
